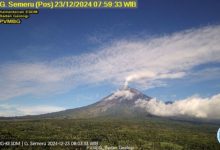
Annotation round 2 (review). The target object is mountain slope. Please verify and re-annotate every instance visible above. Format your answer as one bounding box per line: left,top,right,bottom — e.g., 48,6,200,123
1,87,220,124
38,87,152,119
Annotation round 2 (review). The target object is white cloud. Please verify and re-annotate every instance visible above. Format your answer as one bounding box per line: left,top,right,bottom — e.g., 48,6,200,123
124,71,186,88
0,104,65,117
0,25,220,100
135,93,220,119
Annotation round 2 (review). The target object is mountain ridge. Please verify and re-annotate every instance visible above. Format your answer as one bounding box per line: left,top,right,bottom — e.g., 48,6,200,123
1,87,220,124
36,87,152,119
0,87,152,120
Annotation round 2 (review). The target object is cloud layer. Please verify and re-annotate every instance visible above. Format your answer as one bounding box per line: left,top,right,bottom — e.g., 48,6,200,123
0,104,65,117
135,94,220,119
0,25,220,100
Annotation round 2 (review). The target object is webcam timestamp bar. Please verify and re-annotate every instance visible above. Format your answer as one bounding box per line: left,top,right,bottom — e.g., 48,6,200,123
0,0,138,9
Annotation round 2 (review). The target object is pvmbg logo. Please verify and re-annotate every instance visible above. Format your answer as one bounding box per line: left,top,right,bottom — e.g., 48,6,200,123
217,128,220,143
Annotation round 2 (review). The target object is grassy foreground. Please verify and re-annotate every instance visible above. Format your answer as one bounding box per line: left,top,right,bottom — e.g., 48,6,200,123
0,118,220,150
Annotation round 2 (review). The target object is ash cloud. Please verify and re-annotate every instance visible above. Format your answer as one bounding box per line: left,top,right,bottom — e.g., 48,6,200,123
124,71,186,88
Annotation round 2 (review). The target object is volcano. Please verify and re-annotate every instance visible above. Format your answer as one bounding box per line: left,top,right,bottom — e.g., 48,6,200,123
37,87,152,119
2,87,219,123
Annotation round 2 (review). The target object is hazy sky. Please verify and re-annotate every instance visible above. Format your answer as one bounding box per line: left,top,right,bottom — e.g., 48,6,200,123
0,0,220,116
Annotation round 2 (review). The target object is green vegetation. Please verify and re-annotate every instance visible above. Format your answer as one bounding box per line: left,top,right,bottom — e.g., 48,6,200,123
0,118,220,149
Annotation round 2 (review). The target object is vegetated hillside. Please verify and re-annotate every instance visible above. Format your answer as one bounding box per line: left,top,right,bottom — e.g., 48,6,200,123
0,117,220,150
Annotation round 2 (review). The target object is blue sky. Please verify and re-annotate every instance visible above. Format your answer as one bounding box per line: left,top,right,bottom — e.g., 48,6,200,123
1,0,220,116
